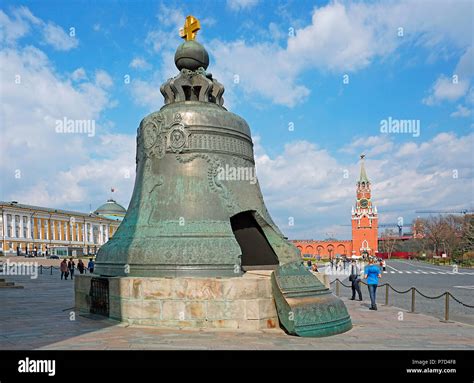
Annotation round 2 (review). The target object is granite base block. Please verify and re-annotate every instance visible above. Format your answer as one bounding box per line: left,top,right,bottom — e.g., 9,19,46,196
75,271,279,331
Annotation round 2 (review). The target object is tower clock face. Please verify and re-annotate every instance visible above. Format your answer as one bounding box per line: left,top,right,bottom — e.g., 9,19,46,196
360,198,369,208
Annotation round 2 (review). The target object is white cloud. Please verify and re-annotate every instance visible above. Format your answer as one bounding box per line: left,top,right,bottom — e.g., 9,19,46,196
0,6,78,51
227,0,259,11
451,104,472,118
423,46,473,105
254,132,474,239
210,0,473,107
341,135,394,157
0,44,131,209
130,77,163,111
95,69,113,88
209,40,310,107
42,22,78,51
129,57,151,70
71,67,87,82
423,75,470,105
0,9,30,44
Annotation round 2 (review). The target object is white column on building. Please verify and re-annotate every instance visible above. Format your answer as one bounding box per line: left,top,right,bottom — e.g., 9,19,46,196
89,223,93,243
3,211,7,238
99,224,104,245
105,224,109,242
11,214,16,238
27,216,32,239
19,215,23,238
20,215,25,239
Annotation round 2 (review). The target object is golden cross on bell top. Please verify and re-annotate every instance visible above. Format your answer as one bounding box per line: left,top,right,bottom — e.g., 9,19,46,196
179,15,201,41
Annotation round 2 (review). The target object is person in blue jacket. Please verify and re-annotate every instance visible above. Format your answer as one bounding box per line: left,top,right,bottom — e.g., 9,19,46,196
364,257,382,310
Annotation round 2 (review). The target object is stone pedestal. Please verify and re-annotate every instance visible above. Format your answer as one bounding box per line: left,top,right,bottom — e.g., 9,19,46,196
75,271,279,331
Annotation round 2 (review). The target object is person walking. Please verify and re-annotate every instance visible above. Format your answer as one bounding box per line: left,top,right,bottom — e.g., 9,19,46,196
382,259,386,272
68,258,75,280
60,259,69,280
364,258,382,310
87,258,95,273
77,259,85,274
349,259,363,301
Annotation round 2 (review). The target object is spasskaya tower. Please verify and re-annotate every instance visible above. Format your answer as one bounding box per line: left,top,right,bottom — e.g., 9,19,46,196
351,154,378,257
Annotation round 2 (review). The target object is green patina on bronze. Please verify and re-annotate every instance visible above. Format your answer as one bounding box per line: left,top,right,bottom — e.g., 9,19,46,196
272,261,352,337
94,16,352,337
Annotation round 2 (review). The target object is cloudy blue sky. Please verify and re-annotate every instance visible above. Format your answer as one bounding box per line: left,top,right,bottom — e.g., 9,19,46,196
1,0,473,239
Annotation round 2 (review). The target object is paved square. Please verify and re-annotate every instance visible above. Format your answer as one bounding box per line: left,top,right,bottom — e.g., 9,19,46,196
1,270,473,350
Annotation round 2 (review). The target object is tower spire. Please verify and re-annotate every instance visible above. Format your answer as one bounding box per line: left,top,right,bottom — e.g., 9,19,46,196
359,154,369,183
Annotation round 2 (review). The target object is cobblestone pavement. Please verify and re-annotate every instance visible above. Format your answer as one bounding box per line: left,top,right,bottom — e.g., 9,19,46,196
0,272,473,350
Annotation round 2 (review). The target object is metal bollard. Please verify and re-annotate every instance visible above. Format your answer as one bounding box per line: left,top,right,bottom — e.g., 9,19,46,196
40,265,43,275
385,284,389,306
50,266,53,275
410,287,416,313
440,293,453,323
336,279,340,297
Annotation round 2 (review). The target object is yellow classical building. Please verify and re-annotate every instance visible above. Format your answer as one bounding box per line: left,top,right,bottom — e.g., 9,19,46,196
0,199,126,256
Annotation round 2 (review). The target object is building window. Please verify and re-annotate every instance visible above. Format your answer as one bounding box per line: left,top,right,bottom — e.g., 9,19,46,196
23,216,28,238
15,215,20,238
92,225,99,244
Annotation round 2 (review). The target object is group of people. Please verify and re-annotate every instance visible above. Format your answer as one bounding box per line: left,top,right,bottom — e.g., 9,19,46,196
349,258,382,310
329,257,351,271
60,258,95,280
307,257,384,311
306,260,319,272
16,245,40,257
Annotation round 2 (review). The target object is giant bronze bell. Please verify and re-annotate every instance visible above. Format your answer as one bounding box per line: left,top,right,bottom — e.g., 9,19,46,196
95,16,352,337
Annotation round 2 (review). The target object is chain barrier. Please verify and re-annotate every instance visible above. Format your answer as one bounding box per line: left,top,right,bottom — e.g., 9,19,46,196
331,278,473,322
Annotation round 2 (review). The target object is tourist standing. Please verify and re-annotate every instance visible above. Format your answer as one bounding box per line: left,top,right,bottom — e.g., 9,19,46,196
349,260,362,301
364,258,382,310
33,246,38,257
60,259,69,280
382,260,386,272
77,259,85,274
88,258,95,273
68,258,75,280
